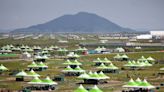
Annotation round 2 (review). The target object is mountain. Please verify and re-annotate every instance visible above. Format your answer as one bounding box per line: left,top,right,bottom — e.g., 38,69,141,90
0,29,12,33
12,12,135,33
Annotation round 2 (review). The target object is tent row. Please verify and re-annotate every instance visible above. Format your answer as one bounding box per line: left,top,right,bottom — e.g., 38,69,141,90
123,78,155,89
74,85,103,92
28,62,48,68
62,66,85,73
16,70,40,77
97,63,118,70
78,71,109,80
63,60,82,66
93,58,111,63
124,60,152,67
28,76,57,85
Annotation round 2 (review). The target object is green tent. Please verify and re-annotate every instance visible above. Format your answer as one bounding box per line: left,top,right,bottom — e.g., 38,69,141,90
115,47,125,52
107,63,119,70
98,71,109,79
83,47,88,51
122,78,138,88
89,85,103,92
78,72,90,79
62,66,74,72
76,47,83,51
88,71,93,76
0,64,8,71
27,62,38,68
63,60,73,65
95,46,102,52
16,70,27,77
97,63,118,70
37,62,48,68
74,85,88,92
144,61,152,66
160,67,164,70
138,79,155,89
42,76,57,85
114,54,122,59
135,78,142,85
71,60,82,65
138,56,147,61
124,61,134,67
102,58,111,63
74,66,85,72
28,76,42,84
147,56,155,63
89,72,102,80
97,63,108,69
93,58,102,63
27,69,40,77
121,54,129,59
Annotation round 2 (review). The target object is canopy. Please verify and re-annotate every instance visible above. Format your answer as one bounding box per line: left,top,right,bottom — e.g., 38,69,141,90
138,79,155,89
74,85,88,92
28,76,42,84
121,54,129,59
74,66,85,72
62,66,74,72
27,62,38,68
37,62,48,68
123,78,155,89
78,72,90,79
97,63,118,70
98,71,109,79
16,70,27,77
27,69,40,77
102,58,111,63
42,76,57,85
122,78,138,88
160,67,164,70
63,60,82,65
0,64,8,71
89,85,103,92
147,56,155,62
138,56,147,61
62,66,85,73
114,54,122,59
93,58,102,63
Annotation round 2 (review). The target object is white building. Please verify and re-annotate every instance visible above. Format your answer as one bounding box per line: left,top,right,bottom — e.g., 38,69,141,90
136,34,152,40
150,31,164,37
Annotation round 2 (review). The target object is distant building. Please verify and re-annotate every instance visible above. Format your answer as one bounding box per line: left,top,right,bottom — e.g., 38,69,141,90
136,34,152,40
150,31,164,38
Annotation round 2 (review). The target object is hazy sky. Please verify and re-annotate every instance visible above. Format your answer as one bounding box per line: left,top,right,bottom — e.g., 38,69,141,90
0,0,164,30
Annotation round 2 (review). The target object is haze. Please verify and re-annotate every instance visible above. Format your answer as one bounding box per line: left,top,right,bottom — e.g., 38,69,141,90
0,0,164,30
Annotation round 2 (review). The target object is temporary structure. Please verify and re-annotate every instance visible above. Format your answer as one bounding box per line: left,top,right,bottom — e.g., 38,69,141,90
122,78,138,88
0,64,8,71
42,76,58,85
16,70,27,77
28,76,42,84
74,85,88,92
123,78,155,89
27,62,38,68
89,85,103,92
27,69,40,77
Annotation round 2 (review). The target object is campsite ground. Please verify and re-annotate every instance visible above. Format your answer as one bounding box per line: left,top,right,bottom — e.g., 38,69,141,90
0,52,164,92
0,36,164,92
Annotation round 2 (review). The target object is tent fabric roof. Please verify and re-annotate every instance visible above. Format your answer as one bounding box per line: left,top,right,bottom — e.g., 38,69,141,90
0,64,8,71
16,70,27,76
89,85,103,92
123,78,155,89
74,85,88,92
